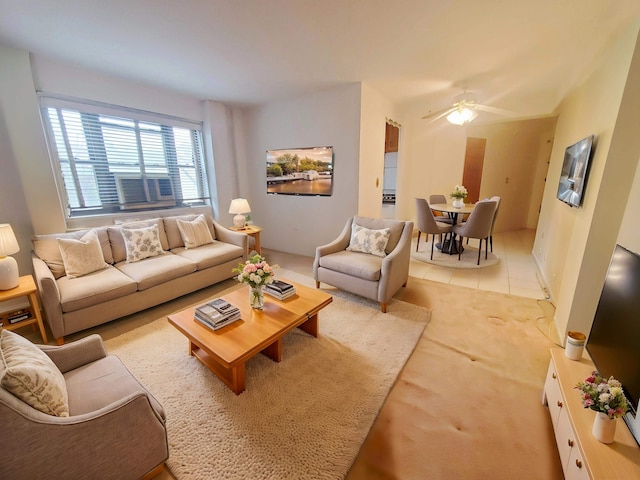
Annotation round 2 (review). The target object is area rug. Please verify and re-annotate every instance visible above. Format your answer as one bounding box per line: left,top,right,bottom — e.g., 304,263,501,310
412,237,499,269
104,270,430,480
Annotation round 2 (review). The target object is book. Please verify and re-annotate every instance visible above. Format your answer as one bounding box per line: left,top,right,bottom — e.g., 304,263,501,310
268,280,295,293
195,313,240,331
8,314,31,324
195,298,240,327
265,285,296,300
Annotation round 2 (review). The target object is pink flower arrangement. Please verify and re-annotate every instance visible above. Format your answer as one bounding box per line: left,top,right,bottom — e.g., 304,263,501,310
575,371,628,419
233,253,275,288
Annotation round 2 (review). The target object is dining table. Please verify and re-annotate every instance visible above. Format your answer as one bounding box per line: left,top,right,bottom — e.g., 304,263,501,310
429,202,476,254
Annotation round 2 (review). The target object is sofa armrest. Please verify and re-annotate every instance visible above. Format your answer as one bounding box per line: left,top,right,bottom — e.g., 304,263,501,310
213,220,248,257
32,253,64,340
39,334,108,373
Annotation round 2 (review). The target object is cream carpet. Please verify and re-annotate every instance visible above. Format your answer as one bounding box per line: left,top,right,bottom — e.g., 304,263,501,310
412,237,499,269
103,271,429,480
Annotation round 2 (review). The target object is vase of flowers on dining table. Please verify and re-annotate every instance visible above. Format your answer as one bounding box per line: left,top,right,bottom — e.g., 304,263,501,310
450,185,468,208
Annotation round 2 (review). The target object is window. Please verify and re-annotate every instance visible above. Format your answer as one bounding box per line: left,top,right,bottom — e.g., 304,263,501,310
39,94,209,218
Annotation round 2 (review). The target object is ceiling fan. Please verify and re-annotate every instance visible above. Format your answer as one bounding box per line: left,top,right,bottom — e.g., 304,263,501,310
421,92,519,125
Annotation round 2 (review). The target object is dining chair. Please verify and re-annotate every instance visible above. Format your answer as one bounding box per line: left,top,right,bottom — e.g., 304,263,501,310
428,194,454,224
488,195,501,252
451,200,498,265
415,198,453,259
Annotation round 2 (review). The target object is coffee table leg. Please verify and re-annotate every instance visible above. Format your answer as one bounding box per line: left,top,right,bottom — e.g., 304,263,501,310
189,341,246,394
298,314,318,337
261,338,282,362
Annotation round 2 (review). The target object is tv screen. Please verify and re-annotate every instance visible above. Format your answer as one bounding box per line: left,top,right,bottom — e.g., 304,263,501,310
556,134,594,207
266,146,333,196
587,245,640,418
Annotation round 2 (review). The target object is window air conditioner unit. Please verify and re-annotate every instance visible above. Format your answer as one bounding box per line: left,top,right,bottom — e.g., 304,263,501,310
115,175,176,210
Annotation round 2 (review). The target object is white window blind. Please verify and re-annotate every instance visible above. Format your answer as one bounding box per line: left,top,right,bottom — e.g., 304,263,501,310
38,94,209,217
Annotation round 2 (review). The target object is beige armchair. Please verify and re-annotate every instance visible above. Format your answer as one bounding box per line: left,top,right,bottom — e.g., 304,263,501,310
313,216,413,313
0,334,168,479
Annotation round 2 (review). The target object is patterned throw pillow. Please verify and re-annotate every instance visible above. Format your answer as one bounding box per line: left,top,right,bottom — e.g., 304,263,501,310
121,224,165,263
0,330,69,417
176,214,214,249
57,229,109,278
346,223,391,257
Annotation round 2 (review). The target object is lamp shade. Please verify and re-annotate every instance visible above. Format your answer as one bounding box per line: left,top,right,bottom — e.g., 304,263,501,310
229,198,251,228
0,224,19,290
447,106,478,126
0,224,19,256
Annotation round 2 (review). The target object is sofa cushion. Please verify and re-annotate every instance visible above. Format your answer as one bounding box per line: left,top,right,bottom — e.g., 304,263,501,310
107,218,169,263
58,230,109,278
172,241,244,270
121,224,166,263
177,214,214,249
346,223,391,257
318,250,383,281
64,355,165,419
352,216,405,254
116,253,196,291
33,229,113,279
57,266,138,313
164,213,216,249
0,330,69,417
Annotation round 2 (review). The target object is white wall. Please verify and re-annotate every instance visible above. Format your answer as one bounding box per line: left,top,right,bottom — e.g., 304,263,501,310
240,84,361,256
466,117,557,233
533,21,640,341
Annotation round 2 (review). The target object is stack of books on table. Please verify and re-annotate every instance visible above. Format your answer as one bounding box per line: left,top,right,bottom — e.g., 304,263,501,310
194,298,241,331
265,280,296,300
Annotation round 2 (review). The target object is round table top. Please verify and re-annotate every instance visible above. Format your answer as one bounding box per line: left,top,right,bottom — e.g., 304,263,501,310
429,202,475,215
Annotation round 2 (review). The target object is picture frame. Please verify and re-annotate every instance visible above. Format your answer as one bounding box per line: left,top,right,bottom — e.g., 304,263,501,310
266,146,333,196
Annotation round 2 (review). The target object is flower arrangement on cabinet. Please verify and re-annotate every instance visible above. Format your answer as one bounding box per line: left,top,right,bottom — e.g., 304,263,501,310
575,371,629,419
233,253,275,288
450,184,468,200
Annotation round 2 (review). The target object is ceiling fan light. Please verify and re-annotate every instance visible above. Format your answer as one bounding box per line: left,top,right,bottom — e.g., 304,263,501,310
446,107,478,125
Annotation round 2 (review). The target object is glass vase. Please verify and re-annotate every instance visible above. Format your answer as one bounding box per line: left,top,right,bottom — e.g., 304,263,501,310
249,285,265,309
452,198,464,208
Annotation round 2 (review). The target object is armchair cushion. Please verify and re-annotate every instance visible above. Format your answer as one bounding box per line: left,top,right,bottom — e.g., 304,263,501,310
318,250,383,281
0,330,69,417
346,223,391,257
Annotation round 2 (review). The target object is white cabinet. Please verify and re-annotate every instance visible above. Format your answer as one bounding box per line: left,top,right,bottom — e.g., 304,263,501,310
542,349,640,479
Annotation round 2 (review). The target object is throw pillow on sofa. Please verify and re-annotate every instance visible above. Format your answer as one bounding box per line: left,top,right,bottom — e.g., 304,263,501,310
121,224,165,263
346,223,391,257
176,214,214,249
0,330,69,417
57,229,109,278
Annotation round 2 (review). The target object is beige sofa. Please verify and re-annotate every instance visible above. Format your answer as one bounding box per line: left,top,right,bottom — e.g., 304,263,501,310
31,214,247,344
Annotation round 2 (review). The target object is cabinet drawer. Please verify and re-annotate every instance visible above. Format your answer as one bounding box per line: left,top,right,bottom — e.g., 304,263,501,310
544,361,564,430
566,445,589,480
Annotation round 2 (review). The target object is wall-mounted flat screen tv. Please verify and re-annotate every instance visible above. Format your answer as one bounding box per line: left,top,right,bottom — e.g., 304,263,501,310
266,146,333,196
556,134,594,207
587,244,640,445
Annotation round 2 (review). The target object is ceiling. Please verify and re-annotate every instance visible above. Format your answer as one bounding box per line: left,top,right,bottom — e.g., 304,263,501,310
1,0,640,119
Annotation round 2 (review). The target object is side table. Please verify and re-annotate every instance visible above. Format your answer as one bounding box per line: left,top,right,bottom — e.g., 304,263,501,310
0,275,48,343
229,225,262,254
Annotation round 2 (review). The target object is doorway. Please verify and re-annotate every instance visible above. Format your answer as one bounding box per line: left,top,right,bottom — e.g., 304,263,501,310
462,137,486,204
382,121,399,218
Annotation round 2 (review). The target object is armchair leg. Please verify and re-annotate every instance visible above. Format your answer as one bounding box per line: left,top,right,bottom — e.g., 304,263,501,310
315,280,320,289
56,337,64,346
141,463,165,480
381,302,387,313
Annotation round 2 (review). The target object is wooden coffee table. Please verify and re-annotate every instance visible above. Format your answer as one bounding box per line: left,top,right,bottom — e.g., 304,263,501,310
168,280,332,394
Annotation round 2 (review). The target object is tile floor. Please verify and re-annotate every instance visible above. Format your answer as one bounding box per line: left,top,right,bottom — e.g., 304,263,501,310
266,228,548,301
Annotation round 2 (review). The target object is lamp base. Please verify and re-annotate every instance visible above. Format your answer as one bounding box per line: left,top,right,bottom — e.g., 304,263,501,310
233,214,246,228
0,256,19,290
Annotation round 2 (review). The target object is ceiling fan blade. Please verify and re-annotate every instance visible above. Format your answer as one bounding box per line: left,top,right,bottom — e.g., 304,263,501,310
476,104,519,117
421,106,455,121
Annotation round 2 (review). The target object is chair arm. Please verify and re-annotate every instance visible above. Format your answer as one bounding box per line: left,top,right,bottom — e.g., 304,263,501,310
313,217,353,278
0,391,168,479
32,253,64,340
378,221,414,302
39,334,108,374
213,220,249,258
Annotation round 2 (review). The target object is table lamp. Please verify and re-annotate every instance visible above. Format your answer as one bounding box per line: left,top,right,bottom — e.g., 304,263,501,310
229,198,251,228
0,223,20,290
